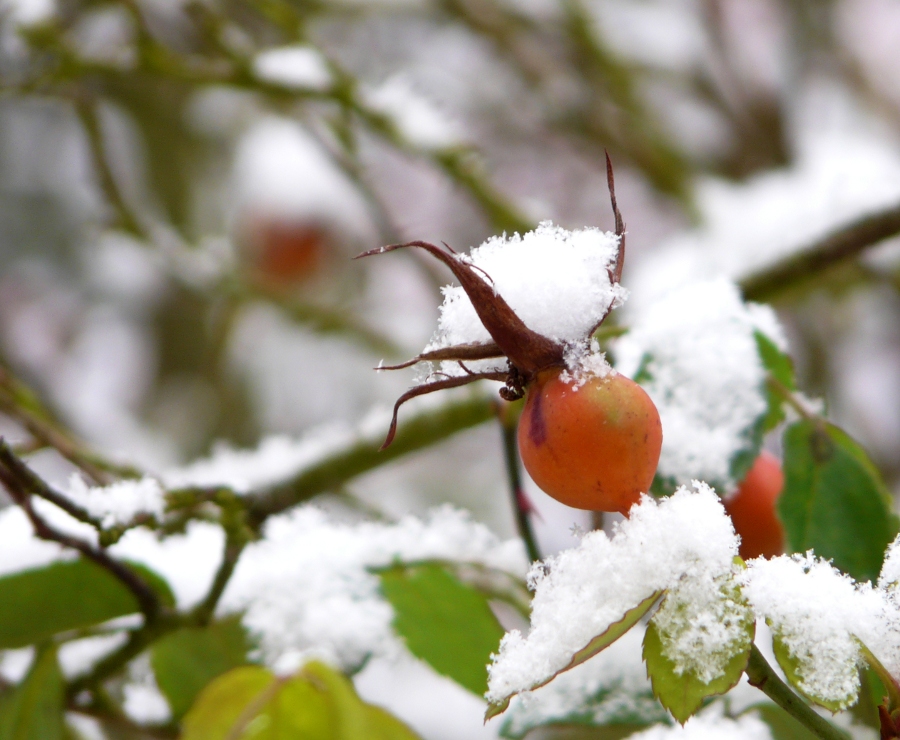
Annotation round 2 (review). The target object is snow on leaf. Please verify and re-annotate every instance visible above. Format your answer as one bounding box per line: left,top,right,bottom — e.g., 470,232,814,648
485,484,740,712
741,552,897,710
644,573,754,724
252,45,332,91
499,628,669,739
614,278,781,491
219,505,526,672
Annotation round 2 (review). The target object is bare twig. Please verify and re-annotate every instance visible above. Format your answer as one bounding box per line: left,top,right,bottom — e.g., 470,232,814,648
0,440,161,621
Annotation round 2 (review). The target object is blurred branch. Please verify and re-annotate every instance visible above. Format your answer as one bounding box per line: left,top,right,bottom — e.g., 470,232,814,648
0,366,140,484
247,392,495,521
740,201,900,302
495,401,540,563
0,440,163,621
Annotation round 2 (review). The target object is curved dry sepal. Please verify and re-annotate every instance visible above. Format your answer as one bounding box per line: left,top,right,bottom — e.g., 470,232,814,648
484,589,663,722
586,153,627,338
376,342,505,371
381,370,508,449
357,241,564,375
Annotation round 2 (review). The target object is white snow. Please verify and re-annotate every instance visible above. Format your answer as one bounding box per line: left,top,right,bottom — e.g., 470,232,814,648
0,506,74,577
486,484,740,704
364,77,464,150
627,705,773,740
64,474,165,528
614,279,780,489
428,222,625,367
879,533,900,590
220,505,526,671
500,628,667,737
741,552,900,709
252,45,332,91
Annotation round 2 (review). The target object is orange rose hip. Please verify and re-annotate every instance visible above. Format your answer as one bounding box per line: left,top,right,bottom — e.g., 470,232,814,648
517,368,663,514
723,451,785,560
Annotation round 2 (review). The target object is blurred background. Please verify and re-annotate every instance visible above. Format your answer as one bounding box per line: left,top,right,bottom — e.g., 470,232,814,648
1,0,900,551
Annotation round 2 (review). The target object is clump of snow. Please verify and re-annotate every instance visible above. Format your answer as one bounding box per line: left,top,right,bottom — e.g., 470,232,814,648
879,533,900,591
364,76,464,150
501,628,668,737
58,633,128,678
430,222,626,359
65,475,165,528
252,45,332,91
122,655,172,724
486,483,740,703
559,340,615,389
741,553,899,708
220,505,526,670
614,278,780,489
628,705,773,740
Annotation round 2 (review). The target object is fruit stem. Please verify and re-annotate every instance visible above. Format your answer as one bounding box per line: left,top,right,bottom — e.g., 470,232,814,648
495,402,542,563
746,643,851,740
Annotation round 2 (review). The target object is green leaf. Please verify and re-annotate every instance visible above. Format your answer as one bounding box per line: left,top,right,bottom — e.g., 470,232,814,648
750,703,818,740
0,559,173,649
780,420,899,582
377,563,505,697
771,631,857,711
643,581,754,724
151,616,252,719
181,662,422,740
755,331,796,433
486,590,663,720
0,647,65,740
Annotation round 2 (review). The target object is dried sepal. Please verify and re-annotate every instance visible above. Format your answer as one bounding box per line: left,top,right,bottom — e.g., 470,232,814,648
356,240,565,374
380,369,507,449
376,342,505,371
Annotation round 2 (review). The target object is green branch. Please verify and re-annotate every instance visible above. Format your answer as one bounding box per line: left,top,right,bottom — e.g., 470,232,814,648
740,201,900,302
247,393,495,521
746,644,851,740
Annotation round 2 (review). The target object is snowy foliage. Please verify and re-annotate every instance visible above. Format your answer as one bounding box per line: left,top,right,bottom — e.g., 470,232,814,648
486,484,741,703
742,552,900,709
427,221,625,365
614,279,783,489
500,628,667,738
220,505,526,671
364,77,464,150
64,474,165,528
252,45,332,91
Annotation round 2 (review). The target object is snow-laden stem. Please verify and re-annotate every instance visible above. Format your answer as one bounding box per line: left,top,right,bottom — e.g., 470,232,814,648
740,200,900,301
496,402,541,563
745,643,851,740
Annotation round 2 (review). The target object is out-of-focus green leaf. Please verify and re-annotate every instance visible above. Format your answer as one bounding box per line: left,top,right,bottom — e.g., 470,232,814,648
378,563,505,697
181,662,421,740
780,420,899,582
643,585,754,725
0,559,173,649
754,331,796,433
151,615,252,719
0,647,65,740
751,703,818,740
486,591,662,720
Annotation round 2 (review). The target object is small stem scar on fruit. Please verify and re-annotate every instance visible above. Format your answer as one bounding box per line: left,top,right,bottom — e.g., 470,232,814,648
357,151,627,451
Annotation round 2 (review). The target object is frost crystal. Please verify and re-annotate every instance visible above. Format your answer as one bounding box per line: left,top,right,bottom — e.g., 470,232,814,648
614,278,779,489
741,553,899,708
428,222,626,365
65,475,165,528
486,484,739,703
220,506,526,670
